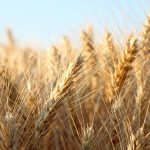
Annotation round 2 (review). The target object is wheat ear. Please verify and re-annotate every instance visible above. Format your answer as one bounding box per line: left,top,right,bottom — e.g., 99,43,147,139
109,36,139,103
25,55,84,149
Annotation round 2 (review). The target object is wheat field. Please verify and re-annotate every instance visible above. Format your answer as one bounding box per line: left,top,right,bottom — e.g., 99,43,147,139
0,9,150,150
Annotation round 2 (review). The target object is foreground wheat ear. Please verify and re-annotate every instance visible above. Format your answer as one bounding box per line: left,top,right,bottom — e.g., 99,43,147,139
0,55,84,149
32,55,84,144
0,12,150,150
108,35,139,104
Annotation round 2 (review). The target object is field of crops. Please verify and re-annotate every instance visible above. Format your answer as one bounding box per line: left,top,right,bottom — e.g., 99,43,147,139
0,7,150,150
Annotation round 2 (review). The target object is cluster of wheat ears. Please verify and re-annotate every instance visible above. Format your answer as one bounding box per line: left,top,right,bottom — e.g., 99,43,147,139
0,12,150,150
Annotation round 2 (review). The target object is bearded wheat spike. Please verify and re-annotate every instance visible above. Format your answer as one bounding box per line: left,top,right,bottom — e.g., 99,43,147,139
81,26,97,68
25,55,84,149
109,36,139,103
142,16,150,56
105,32,118,67
48,45,60,82
80,26,99,92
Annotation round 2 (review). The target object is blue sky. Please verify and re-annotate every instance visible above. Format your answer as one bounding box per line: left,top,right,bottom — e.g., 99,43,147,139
0,0,150,47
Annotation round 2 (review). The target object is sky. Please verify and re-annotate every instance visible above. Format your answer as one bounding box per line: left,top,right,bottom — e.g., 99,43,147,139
0,0,150,47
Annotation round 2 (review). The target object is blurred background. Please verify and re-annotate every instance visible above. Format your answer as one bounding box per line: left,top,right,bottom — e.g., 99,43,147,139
0,0,150,47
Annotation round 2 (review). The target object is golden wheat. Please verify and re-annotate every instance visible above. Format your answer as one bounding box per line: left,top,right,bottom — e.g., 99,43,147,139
0,11,150,150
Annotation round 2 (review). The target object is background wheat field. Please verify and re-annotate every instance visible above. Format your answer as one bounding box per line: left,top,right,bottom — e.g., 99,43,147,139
0,1,150,150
